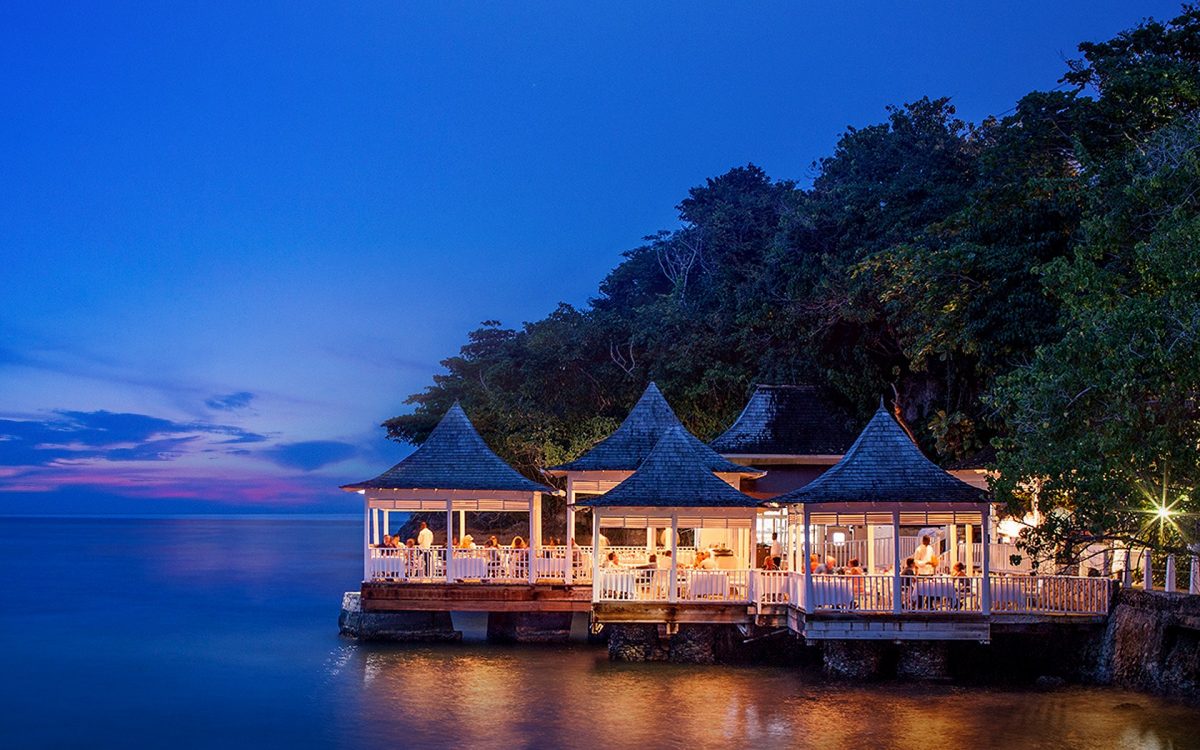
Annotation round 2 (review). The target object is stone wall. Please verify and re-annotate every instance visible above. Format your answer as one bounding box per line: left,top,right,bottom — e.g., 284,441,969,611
338,592,462,642
1098,588,1200,700
486,612,573,643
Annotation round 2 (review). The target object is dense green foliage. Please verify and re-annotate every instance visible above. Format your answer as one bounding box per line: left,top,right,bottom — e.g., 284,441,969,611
388,8,1200,558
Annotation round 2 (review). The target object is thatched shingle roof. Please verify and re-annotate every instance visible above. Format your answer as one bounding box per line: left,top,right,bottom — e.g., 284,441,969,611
343,403,553,493
548,382,759,475
575,426,760,508
775,404,988,505
710,384,858,456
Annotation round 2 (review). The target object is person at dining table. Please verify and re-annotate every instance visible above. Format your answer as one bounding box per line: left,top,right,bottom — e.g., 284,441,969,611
699,551,717,571
762,554,779,571
809,553,820,573
815,555,837,574
405,538,416,549
380,534,392,549
913,534,939,575
691,550,707,569
603,551,620,568
951,561,967,577
511,535,527,550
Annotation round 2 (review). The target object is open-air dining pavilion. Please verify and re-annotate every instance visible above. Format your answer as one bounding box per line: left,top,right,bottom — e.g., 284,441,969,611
547,382,763,582
341,403,564,584
774,402,1112,634
576,425,770,606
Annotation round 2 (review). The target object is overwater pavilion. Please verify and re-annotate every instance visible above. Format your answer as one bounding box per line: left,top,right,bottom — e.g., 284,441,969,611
577,426,771,617
342,403,560,584
768,403,1111,639
546,382,762,582
774,402,1001,638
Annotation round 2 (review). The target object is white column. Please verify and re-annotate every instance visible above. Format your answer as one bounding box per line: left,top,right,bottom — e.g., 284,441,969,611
565,481,575,585
445,503,454,582
458,509,467,542
529,492,541,585
591,511,601,602
668,513,679,603
980,505,991,614
1123,546,1133,588
965,522,974,574
362,495,370,582
803,505,813,612
1190,555,1199,595
1166,554,1177,592
892,510,902,614
866,523,876,574
372,508,381,546
1144,551,1153,590
646,526,656,556
948,522,958,571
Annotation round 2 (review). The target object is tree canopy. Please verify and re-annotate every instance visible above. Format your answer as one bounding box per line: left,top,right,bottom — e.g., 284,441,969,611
386,7,1200,560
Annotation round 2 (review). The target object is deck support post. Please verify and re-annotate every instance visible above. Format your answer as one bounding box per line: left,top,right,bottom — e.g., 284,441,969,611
591,511,601,602
1123,545,1132,588
892,511,902,614
362,494,370,582
803,505,813,612
668,513,679,603
529,492,541,585
459,510,466,544
1190,555,1199,595
564,481,575,585
372,509,381,546
445,503,454,582
980,504,991,614
1144,551,1153,591
866,523,876,574
1166,554,1177,592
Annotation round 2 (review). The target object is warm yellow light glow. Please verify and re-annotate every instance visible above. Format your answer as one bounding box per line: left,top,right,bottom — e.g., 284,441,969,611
1155,503,1171,520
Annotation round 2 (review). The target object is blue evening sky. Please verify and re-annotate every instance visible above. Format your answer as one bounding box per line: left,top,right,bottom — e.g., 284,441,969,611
0,2,1182,513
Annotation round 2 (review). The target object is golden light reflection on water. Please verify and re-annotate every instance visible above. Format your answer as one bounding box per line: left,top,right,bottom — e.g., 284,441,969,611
326,643,1200,749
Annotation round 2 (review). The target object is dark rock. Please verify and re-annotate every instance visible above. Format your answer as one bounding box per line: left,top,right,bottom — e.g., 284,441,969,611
1034,675,1067,690
1100,587,1200,699
487,612,573,643
897,642,951,681
822,640,886,679
338,592,462,642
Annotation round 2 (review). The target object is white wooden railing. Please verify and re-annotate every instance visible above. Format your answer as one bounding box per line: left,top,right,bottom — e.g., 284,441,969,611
593,567,754,603
784,572,1112,616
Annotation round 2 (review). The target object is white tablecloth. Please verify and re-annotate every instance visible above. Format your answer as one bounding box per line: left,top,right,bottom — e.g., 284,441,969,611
811,579,855,608
912,579,961,602
450,556,488,579
688,571,729,599
535,557,567,577
600,570,636,599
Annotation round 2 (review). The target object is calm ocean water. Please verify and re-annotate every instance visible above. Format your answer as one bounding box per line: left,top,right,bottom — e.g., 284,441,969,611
1,516,1197,749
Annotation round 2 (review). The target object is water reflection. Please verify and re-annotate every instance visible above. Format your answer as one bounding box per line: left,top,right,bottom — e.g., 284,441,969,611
337,643,1199,749
1,517,1194,749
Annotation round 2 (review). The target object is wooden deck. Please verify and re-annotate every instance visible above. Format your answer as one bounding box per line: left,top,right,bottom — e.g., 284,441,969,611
361,581,592,613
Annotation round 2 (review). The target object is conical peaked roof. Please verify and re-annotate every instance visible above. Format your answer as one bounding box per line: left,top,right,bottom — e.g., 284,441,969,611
548,382,760,475
576,426,760,508
343,403,553,493
775,404,987,505
710,384,858,456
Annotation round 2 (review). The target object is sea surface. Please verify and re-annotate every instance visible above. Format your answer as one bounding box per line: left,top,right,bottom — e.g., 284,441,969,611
1,516,1197,749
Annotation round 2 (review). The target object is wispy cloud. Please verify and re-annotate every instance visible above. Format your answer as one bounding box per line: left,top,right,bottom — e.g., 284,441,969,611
205,391,255,411
0,410,268,467
262,440,360,471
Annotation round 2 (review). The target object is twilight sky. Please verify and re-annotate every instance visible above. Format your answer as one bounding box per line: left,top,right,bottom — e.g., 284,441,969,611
0,1,1182,514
